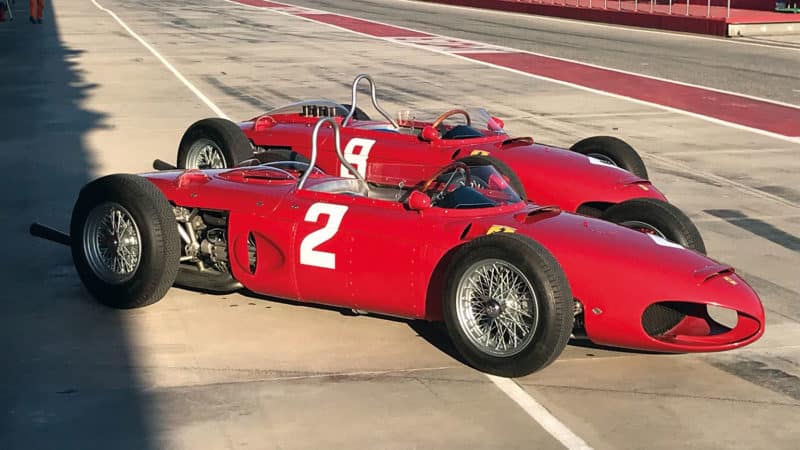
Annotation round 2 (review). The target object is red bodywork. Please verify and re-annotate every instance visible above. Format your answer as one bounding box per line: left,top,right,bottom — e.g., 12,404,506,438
240,111,665,213
142,166,763,354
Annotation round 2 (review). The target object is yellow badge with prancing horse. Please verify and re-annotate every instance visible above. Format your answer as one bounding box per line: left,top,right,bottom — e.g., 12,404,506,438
470,150,491,156
486,225,516,234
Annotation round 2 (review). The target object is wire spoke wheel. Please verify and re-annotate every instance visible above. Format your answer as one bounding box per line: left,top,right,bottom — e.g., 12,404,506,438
619,220,667,239
185,138,226,169
586,152,619,167
82,202,142,284
455,259,539,357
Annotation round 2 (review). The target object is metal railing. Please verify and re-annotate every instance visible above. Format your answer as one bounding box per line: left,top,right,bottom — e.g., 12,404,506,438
524,0,734,18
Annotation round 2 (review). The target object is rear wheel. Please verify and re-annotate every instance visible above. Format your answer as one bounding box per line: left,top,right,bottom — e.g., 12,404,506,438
443,233,573,377
177,118,252,169
457,155,527,201
571,136,648,179
602,198,706,253
71,174,180,308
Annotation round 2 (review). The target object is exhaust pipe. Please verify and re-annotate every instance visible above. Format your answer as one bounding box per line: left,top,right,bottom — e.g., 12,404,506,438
30,222,71,246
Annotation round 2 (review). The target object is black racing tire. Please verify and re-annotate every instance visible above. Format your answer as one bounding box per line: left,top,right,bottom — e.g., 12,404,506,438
70,174,181,309
340,104,371,121
457,155,528,201
442,233,573,377
602,198,706,254
570,136,649,180
177,118,253,169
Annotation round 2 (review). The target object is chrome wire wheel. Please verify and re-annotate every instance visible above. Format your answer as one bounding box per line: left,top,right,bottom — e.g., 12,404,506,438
586,152,619,167
620,220,667,239
82,202,142,284
185,138,226,169
455,259,539,357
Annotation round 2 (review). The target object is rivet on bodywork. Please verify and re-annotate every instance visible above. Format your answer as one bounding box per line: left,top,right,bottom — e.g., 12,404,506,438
592,307,603,315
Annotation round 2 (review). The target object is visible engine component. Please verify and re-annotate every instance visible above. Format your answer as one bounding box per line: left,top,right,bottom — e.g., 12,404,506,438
201,228,230,273
174,207,230,274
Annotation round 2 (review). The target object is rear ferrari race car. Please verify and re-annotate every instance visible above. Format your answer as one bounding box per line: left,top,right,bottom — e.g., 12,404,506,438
177,74,706,253
31,118,763,377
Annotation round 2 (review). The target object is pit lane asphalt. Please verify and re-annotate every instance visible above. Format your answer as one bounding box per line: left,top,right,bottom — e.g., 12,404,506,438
285,0,800,106
1,1,799,449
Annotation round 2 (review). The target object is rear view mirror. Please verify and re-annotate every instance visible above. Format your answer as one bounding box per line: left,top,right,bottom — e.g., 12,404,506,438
406,191,431,210
420,125,440,142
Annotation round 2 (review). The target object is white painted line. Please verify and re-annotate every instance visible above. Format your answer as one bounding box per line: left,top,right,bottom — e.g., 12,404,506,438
228,0,800,144
396,0,800,53
487,374,594,450
90,0,230,120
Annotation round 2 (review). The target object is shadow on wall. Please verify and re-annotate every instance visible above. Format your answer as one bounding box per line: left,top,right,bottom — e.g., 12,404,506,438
0,3,156,449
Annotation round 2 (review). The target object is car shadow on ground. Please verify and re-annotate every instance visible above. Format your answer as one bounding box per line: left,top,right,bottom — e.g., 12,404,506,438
237,289,468,365
0,4,157,449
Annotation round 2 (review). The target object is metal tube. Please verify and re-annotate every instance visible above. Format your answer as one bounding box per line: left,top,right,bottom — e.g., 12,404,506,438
300,117,368,192
686,0,690,16
707,0,710,17
726,0,730,18
635,0,638,12
344,74,398,128
650,0,654,13
177,225,191,245
669,0,673,14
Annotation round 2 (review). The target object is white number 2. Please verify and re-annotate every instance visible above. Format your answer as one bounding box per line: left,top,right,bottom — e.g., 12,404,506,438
340,138,375,179
300,203,349,269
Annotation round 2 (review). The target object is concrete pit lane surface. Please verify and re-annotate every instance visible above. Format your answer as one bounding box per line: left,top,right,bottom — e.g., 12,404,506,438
1,0,799,449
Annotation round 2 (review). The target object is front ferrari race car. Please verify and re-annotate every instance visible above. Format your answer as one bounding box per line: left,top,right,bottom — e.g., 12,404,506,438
30,116,763,378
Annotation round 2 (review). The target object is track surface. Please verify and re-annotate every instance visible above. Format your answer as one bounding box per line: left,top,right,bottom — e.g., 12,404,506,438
290,0,800,106
1,1,799,449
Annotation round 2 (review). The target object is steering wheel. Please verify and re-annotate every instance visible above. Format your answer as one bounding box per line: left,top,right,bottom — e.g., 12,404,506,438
419,162,472,205
431,109,472,130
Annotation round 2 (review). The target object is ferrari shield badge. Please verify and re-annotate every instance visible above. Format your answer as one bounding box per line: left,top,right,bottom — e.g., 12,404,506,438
486,225,516,234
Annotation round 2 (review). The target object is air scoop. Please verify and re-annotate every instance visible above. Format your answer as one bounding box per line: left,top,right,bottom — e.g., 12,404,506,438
514,205,561,224
693,263,735,284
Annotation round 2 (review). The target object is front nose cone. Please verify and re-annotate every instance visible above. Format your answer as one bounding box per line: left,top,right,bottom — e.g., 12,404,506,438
641,273,765,351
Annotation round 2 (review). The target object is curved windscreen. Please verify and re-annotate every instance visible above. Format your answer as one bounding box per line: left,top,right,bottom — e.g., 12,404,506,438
426,164,522,209
402,108,507,136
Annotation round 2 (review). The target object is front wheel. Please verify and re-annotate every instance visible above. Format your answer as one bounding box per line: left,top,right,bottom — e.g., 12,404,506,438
602,198,706,254
71,174,181,308
570,136,648,179
177,118,253,169
443,233,573,377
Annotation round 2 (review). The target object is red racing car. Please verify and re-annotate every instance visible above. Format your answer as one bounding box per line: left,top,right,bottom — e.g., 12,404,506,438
32,118,762,377
177,74,705,252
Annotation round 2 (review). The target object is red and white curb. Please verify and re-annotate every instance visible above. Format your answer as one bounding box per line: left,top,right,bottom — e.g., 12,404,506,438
228,0,800,144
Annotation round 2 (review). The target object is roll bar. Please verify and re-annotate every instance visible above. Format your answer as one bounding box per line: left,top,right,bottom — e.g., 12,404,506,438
342,74,398,129
297,117,369,194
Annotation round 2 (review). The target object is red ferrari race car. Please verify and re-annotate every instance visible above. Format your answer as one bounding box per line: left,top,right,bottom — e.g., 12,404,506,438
32,118,762,377
177,74,705,253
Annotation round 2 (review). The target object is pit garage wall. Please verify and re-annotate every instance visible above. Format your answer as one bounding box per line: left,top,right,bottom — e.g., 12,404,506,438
419,0,732,36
